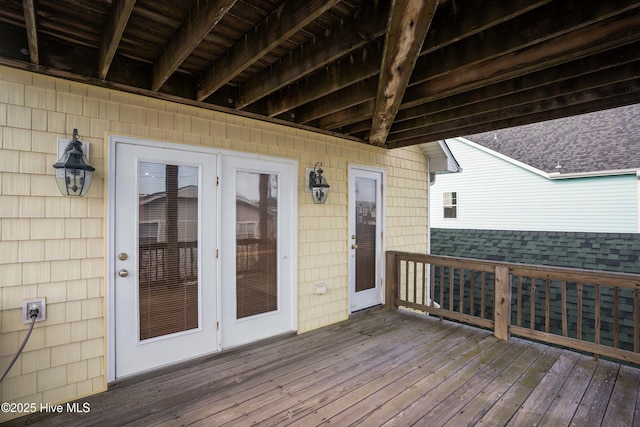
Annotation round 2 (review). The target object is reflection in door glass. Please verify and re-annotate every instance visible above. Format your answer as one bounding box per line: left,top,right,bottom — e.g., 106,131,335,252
356,177,377,292
236,171,278,318
138,162,199,340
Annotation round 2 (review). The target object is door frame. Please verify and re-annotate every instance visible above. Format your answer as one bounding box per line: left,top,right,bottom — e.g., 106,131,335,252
107,135,298,381
348,164,386,313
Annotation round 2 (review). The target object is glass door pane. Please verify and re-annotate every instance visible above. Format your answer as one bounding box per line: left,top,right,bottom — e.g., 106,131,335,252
235,171,278,318
138,162,199,340
355,177,377,292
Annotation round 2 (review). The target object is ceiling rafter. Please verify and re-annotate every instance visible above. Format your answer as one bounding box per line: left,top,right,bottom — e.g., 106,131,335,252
283,0,565,131
22,0,38,64
311,0,640,133
151,0,237,91
1,0,639,148
196,0,341,101
98,0,136,80
257,44,382,117
388,60,640,137
369,0,438,146
387,86,640,148
235,0,389,109
387,63,640,143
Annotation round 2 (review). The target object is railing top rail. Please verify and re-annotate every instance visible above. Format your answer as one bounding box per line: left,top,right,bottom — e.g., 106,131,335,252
387,251,640,290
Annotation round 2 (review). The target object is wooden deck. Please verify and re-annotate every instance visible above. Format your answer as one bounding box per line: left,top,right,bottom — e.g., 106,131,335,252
8,308,640,426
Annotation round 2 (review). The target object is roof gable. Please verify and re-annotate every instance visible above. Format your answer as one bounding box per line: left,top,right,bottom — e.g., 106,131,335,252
464,104,640,174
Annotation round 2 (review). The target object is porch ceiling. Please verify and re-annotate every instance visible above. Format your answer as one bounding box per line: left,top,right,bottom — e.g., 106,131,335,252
1,0,639,148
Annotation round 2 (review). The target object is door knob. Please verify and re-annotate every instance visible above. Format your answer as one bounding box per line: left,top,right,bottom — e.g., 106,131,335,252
351,244,358,250
118,269,129,277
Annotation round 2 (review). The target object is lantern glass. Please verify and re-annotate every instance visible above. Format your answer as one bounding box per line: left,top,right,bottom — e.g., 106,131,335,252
309,164,330,204
52,130,95,197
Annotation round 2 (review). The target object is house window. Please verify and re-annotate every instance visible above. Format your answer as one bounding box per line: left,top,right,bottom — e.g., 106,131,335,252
443,192,457,218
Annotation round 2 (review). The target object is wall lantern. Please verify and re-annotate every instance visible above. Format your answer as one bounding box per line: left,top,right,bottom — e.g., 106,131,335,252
308,162,330,204
52,129,95,197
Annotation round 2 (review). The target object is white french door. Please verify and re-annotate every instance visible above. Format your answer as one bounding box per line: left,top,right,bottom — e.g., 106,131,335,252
220,156,296,348
113,141,218,378
349,166,384,312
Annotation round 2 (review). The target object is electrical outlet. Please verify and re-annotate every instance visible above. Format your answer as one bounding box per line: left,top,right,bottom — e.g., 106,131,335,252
22,298,46,324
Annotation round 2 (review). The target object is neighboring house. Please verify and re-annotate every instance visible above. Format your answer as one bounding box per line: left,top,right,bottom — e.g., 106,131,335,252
429,104,640,233
428,105,640,351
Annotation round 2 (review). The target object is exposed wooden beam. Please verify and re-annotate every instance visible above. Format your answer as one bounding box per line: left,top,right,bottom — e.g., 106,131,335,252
22,0,38,64
196,0,341,101
151,0,237,91
369,0,438,146
98,0,136,80
264,45,381,117
387,80,640,146
343,45,639,138
291,0,563,131
314,2,640,132
388,61,640,136
236,0,389,109
296,77,378,124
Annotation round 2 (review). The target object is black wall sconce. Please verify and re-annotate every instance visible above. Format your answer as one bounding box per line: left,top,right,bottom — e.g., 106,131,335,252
52,129,95,197
308,162,330,204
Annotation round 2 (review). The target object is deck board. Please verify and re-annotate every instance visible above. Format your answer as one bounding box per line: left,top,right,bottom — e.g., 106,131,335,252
6,308,640,427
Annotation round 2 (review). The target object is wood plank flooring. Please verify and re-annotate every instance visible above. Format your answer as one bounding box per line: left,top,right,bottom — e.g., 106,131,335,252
7,308,640,426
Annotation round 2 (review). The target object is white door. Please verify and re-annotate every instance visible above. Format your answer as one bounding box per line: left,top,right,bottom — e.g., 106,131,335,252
349,167,384,312
114,142,218,378
220,156,296,348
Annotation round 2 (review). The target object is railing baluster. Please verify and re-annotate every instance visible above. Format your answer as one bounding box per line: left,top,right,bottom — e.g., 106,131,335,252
449,266,454,312
561,281,567,337
470,271,475,317
420,262,427,305
595,284,600,361
613,287,619,348
634,288,639,354
545,278,551,333
577,283,583,340
430,263,435,308
459,268,464,314
413,261,417,304
439,265,444,321
405,260,410,303
481,271,486,319
530,277,535,330
516,276,522,327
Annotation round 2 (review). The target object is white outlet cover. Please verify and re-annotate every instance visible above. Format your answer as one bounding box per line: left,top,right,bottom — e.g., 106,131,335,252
22,298,46,323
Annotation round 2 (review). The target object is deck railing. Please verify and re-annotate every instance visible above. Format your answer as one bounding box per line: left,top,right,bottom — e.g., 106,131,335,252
386,251,640,365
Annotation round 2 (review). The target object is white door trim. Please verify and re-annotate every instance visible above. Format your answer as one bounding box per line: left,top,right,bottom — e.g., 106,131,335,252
348,164,386,313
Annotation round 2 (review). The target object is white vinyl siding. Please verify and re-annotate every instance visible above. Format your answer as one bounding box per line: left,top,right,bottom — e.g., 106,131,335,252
430,138,639,233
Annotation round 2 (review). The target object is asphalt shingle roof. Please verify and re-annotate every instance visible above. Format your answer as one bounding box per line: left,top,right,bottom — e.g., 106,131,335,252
464,103,640,174
431,228,640,274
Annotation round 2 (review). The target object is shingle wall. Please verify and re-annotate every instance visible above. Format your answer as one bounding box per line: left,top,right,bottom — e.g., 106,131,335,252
0,65,428,419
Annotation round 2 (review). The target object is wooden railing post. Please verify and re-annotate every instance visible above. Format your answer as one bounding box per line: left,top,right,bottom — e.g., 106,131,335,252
494,265,511,340
385,252,398,310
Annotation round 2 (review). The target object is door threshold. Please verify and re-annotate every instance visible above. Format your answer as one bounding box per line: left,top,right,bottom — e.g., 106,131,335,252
349,304,384,318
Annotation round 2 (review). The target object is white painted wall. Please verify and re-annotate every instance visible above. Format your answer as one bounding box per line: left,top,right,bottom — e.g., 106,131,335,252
430,138,639,233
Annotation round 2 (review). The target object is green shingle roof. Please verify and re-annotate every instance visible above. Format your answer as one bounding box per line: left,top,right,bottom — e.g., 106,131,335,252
431,228,640,274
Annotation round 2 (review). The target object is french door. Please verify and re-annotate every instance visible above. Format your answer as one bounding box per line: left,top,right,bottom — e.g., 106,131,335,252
113,141,218,378
220,156,296,348
349,166,384,312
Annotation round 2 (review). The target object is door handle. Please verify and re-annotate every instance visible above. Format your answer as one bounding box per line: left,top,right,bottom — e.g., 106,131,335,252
118,269,129,277
351,244,358,250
